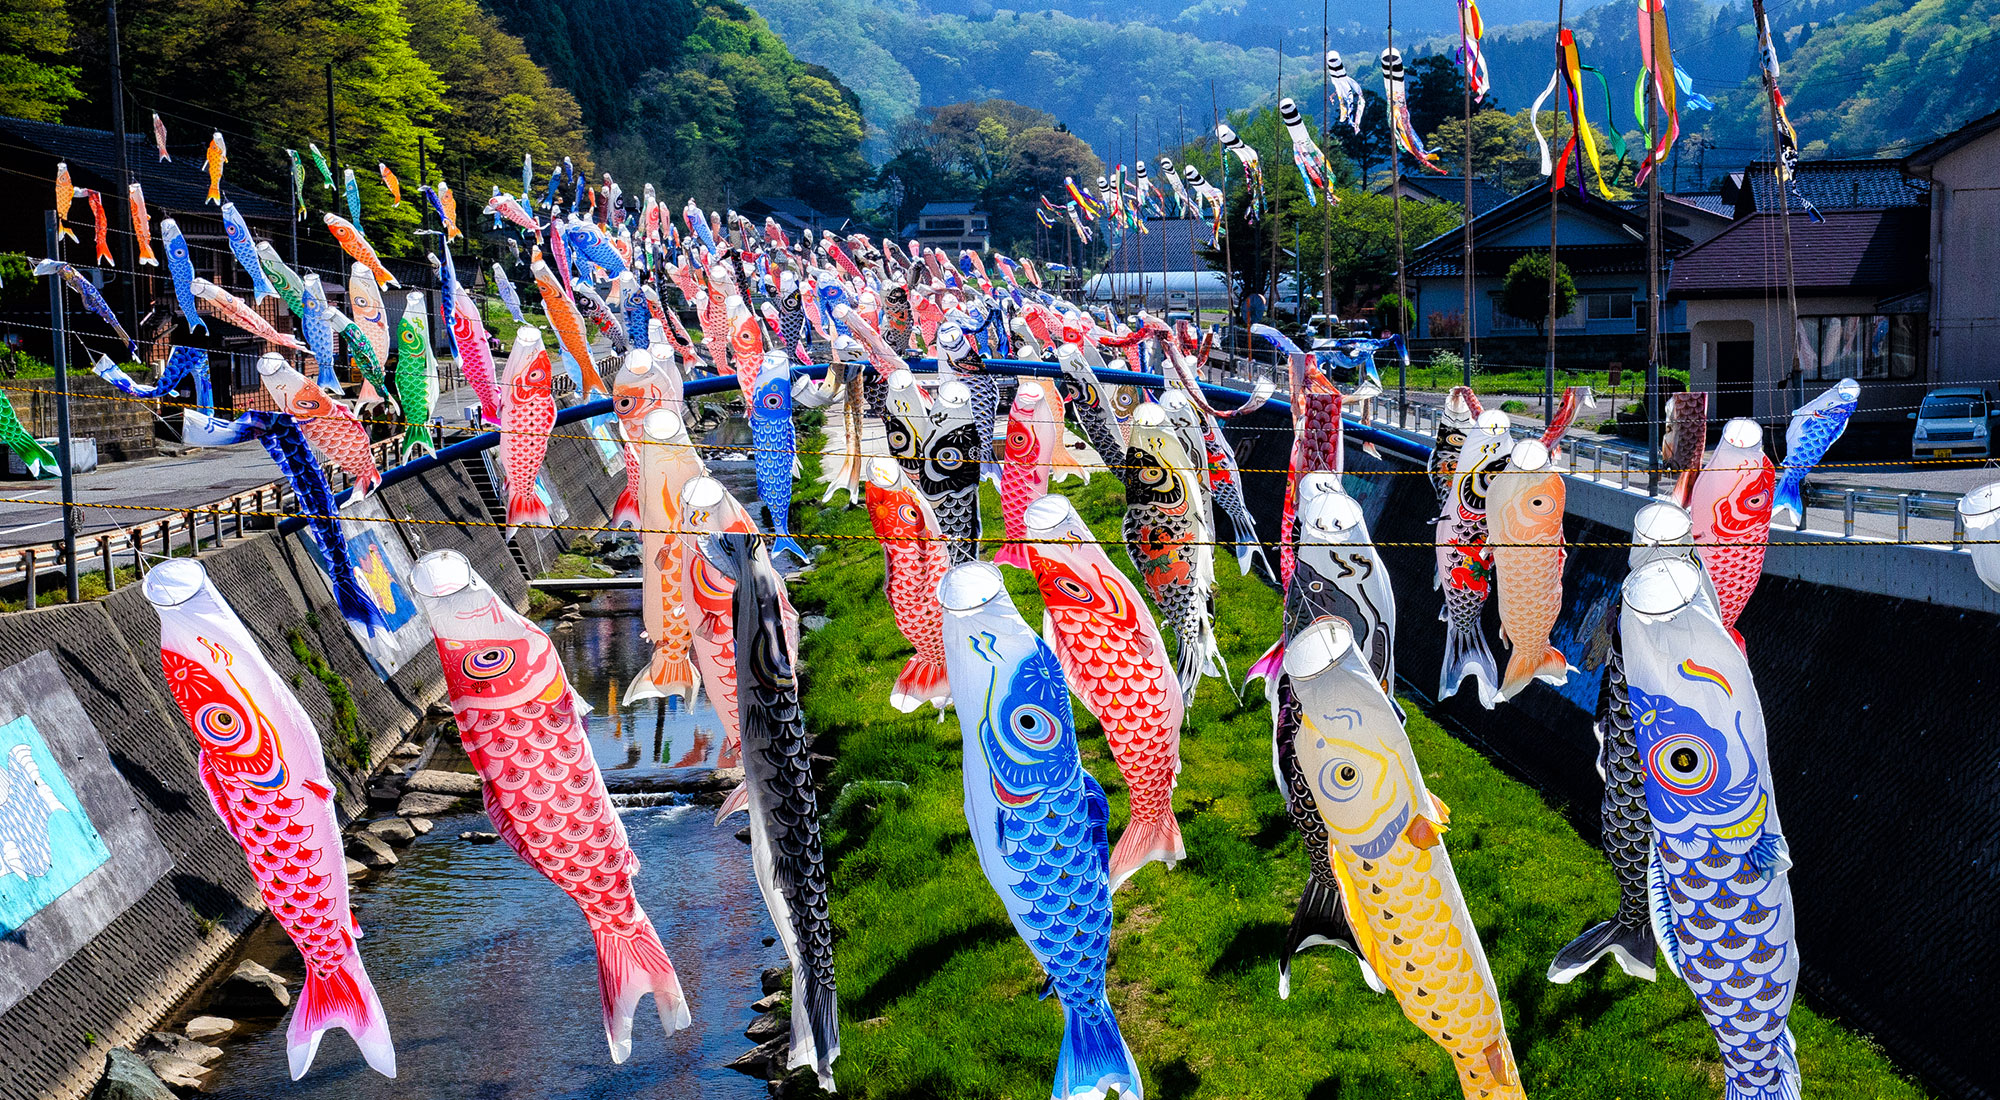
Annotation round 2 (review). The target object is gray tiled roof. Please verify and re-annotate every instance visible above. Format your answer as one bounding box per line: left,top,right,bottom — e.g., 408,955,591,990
1726,159,1928,215
0,114,292,222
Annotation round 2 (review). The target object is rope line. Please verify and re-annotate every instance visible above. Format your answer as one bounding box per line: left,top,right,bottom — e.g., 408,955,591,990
2,494,1979,552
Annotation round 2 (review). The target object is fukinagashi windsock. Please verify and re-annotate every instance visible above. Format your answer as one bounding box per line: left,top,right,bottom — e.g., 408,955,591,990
394,291,440,459
1023,493,1186,893
1284,617,1524,1099
864,458,951,712
713,532,839,1090
1688,418,1774,651
410,550,692,1063
1772,379,1858,528
1216,122,1265,219
255,353,381,497
1278,98,1333,205
1326,51,1366,131
1621,556,1801,1100
499,327,556,537
625,408,707,708
937,562,1144,1100
146,560,396,1081
1436,410,1513,708
748,351,810,565
1487,439,1570,700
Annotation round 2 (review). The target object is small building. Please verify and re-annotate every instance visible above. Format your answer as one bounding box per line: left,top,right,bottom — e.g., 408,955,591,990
1081,218,1228,312
737,195,830,238
1903,109,2000,391
1717,157,1929,219
906,201,990,251
1669,207,1929,426
1379,173,1513,217
1406,186,1690,369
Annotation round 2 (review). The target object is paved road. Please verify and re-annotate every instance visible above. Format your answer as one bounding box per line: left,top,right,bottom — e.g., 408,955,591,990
0,446,283,549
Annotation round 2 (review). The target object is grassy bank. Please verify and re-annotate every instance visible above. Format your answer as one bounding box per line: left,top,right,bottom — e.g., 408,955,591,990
783,459,1929,1099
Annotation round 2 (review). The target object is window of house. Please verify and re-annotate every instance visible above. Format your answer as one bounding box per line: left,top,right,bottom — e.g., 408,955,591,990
972,220,987,231
1586,291,1635,321
1796,314,1921,380
1489,293,1585,332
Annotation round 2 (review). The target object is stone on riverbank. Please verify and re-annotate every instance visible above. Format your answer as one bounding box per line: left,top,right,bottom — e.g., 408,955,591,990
460,831,499,843
345,832,398,869
91,1049,174,1100
408,817,434,835
211,961,290,1015
364,818,416,846
142,1053,211,1092
724,1035,790,1080
181,1017,234,1042
744,1011,788,1042
345,858,369,879
405,770,482,796
135,1032,222,1067
751,991,785,1013
395,791,462,817
761,965,791,995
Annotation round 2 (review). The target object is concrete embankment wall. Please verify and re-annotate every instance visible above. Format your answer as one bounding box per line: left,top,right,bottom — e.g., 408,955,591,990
0,428,616,1100
1216,406,1997,1100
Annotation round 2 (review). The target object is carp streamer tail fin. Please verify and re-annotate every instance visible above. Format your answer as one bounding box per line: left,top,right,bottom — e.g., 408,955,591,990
612,480,641,529
1107,807,1185,893
624,651,696,709
289,953,397,1080
1501,645,1570,701
889,655,950,713
1726,1028,1801,1100
1280,876,1384,999
1055,997,1143,1100
1546,916,1659,984
505,480,552,542
990,541,1031,570
593,914,692,1064
1440,620,1501,710
770,534,812,566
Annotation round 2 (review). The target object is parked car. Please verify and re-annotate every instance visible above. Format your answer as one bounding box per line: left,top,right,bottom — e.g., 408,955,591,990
1910,386,1992,459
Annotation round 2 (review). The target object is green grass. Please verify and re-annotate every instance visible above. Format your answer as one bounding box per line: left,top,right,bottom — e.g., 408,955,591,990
782,443,1931,1099
1400,365,1690,399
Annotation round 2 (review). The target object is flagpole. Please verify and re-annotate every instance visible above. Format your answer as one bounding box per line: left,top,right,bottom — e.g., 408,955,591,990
1461,6,1476,386
1545,0,1565,425
1322,0,1335,325
1754,0,1804,412
1388,1,1409,419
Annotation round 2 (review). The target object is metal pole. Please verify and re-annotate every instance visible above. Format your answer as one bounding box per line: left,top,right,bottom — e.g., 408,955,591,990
1646,61,1663,496
1546,0,1566,424
107,0,138,335
1388,2,1408,414
1321,0,1334,323
1462,29,1476,386
44,212,79,603
324,64,338,191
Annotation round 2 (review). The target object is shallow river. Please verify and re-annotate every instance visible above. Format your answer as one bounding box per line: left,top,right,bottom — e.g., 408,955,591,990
202,592,778,1099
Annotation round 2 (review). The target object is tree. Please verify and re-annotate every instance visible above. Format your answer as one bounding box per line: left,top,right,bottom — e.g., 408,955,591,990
1377,292,1414,336
1404,53,1501,148
1424,108,1541,194
1500,252,1576,336
0,0,78,121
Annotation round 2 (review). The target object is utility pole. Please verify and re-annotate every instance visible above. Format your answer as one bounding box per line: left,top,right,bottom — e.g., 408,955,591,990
107,0,138,332
45,212,79,603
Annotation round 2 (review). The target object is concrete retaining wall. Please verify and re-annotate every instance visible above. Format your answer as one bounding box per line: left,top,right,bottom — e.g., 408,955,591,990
0,438,617,1100
1264,431,2000,1100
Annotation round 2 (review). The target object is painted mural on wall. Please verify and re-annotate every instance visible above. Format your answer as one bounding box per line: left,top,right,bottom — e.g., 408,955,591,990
0,715,110,935
298,495,431,678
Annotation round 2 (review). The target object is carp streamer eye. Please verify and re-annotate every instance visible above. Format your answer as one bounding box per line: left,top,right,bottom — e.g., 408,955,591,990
195,702,245,746
1009,703,1062,750
933,446,964,472
1318,757,1364,802
465,646,516,680
761,389,784,410
1053,575,1095,604
896,502,920,528
1649,733,1717,796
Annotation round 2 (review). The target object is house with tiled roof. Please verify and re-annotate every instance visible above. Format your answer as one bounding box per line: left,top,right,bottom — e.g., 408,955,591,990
1407,186,1690,369
1718,158,1929,217
1377,174,1513,217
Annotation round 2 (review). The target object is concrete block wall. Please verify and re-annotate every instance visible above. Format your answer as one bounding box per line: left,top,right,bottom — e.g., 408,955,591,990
0,374,157,464
0,439,616,1100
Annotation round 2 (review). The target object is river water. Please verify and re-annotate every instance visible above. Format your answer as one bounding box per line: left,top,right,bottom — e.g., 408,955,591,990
202,591,777,1100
